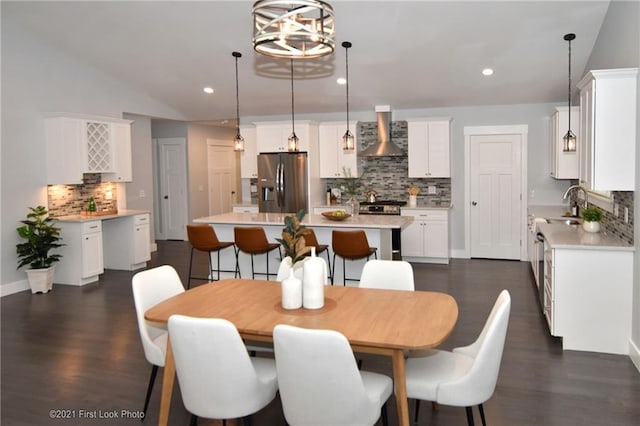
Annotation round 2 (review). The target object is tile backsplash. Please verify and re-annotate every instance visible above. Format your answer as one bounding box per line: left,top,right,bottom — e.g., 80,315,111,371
47,173,118,217
568,188,634,245
324,121,451,204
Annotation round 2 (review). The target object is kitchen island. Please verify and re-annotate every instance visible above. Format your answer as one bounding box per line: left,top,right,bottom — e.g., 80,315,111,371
193,212,413,285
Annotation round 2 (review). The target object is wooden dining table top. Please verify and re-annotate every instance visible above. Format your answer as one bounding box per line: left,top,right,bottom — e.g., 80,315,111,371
145,278,458,352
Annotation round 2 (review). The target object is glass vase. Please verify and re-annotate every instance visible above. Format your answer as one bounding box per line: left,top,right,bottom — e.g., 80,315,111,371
347,196,359,216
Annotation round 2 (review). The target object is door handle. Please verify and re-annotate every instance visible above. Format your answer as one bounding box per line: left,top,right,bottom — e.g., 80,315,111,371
472,201,477,206
163,195,169,199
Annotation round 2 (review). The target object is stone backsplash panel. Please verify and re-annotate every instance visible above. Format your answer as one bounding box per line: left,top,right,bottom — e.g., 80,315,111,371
47,173,118,217
569,187,634,245
324,121,451,204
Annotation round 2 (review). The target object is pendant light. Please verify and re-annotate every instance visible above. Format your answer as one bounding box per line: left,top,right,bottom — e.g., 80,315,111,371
232,51,245,152
341,41,355,151
287,59,299,152
562,33,577,152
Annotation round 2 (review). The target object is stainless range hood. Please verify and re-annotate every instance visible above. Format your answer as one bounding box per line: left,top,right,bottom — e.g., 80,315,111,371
359,105,404,157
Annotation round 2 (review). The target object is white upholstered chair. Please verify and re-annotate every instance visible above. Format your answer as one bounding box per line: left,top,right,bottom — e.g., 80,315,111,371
359,259,415,291
405,289,511,426
131,265,185,419
168,315,278,425
273,324,393,426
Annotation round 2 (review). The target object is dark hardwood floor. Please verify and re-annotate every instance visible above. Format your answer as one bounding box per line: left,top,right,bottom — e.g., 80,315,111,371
2,240,639,425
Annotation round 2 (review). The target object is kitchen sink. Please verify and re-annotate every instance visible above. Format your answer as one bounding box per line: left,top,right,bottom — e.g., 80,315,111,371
546,218,582,226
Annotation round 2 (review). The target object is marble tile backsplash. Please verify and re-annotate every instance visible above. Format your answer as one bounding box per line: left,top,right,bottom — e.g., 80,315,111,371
569,188,634,244
47,173,118,217
324,121,451,204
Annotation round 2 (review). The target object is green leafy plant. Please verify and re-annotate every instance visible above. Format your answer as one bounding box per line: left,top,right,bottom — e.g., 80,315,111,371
276,209,310,264
581,206,603,222
16,206,64,269
341,166,366,196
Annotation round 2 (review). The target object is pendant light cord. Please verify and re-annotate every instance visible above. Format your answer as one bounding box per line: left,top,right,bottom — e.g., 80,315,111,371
234,51,242,135
345,43,350,127
567,36,571,132
290,59,295,135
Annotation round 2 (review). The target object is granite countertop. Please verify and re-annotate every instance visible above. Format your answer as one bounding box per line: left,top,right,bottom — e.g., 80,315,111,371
55,209,150,222
537,222,634,252
194,212,413,230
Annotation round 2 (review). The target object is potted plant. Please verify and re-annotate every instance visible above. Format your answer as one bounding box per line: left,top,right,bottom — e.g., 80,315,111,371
276,209,310,266
16,206,64,293
581,206,603,233
341,167,366,214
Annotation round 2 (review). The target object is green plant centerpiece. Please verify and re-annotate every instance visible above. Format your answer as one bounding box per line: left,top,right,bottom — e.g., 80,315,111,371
341,166,365,196
276,209,310,265
581,207,603,222
16,206,64,293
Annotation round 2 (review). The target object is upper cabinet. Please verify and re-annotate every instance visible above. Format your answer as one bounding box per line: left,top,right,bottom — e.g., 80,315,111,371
577,68,638,191
239,125,258,179
318,121,358,178
254,121,316,153
550,106,580,179
45,115,133,184
407,118,451,178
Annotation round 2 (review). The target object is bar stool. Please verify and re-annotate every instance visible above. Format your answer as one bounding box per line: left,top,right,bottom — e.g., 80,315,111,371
234,227,282,279
186,225,235,289
331,230,377,286
300,229,332,282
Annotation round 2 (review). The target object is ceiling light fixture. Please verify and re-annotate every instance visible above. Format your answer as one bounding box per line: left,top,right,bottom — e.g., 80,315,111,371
341,41,354,151
203,87,214,94
287,59,299,152
232,51,245,152
252,0,335,59
482,68,494,76
562,33,577,152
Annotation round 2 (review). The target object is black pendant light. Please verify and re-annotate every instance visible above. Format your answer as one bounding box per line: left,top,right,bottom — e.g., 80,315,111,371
342,41,355,151
287,59,299,152
232,51,245,152
562,33,577,152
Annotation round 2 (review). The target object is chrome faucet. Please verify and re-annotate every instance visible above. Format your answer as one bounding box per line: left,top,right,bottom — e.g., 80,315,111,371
562,185,588,210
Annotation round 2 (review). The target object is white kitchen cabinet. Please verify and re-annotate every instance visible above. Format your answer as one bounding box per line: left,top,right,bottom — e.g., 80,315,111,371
407,118,451,178
232,205,259,213
103,214,151,271
54,221,104,286
254,121,317,153
544,245,632,354
239,125,258,179
401,209,449,263
550,106,579,179
577,68,638,191
318,121,358,178
45,115,133,184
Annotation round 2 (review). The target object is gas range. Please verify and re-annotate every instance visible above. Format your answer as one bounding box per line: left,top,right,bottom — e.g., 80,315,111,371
359,200,406,216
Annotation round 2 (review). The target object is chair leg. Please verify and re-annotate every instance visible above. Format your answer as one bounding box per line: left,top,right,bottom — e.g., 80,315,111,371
234,247,241,278
381,401,389,426
216,250,221,281
331,253,337,285
414,399,420,424
342,256,346,286
465,406,475,426
250,254,256,279
187,248,195,289
478,404,486,426
266,252,270,279
189,414,197,426
142,365,158,421
324,250,332,283
242,415,252,426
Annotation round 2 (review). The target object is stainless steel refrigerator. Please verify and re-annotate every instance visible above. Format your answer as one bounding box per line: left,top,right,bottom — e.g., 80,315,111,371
257,152,309,213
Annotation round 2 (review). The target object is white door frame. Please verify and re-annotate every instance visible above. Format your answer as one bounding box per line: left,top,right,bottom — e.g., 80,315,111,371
153,137,188,241
464,125,528,260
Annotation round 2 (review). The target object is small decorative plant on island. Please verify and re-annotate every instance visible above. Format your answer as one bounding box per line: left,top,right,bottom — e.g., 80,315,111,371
276,209,310,265
581,206,603,233
16,205,64,293
341,166,365,196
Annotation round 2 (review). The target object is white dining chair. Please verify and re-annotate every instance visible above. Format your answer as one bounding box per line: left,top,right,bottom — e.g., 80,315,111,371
131,265,186,419
405,289,511,426
168,315,278,425
273,324,393,426
359,259,415,291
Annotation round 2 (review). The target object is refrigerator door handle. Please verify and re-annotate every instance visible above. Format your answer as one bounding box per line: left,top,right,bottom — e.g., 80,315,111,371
276,162,283,207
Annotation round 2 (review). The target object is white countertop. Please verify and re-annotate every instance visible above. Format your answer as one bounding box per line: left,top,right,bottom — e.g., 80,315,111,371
528,204,570,219
537,222,634,251
401,202,452,211
194,212,413,230
55,209,150,223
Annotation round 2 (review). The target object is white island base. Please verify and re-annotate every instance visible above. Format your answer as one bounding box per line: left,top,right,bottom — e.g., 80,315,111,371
193,212,413,286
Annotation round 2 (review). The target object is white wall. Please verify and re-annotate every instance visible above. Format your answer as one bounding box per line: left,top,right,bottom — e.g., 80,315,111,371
0,21,184,294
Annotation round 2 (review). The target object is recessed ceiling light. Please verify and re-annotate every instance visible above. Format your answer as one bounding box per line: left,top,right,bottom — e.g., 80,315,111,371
203,87,214,94
482,68,494,76
336,77,346,85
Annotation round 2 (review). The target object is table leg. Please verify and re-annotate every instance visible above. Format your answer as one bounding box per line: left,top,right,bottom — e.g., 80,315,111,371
157,338,175,426
392,349,409,426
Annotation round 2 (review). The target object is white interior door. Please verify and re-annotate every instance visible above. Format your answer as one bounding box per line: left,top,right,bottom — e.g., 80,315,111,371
157,138,188,240
469,133,523,259
207,142,237,215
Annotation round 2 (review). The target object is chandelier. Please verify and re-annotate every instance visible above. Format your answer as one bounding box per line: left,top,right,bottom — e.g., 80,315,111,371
252,0,335,59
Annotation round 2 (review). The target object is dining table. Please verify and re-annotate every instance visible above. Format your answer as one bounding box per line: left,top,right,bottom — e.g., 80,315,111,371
144,278,458,426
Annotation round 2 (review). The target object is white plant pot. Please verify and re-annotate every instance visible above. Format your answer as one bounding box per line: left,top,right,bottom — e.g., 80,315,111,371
582,221,601,233
26,266,55,294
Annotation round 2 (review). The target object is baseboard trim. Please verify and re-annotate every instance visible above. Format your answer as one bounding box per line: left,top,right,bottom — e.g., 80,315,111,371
1,279,30,297
451,249,470,259
629,339,640,373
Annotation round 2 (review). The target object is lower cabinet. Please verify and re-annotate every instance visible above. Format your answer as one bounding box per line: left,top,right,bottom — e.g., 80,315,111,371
55,221,104,286
401,209,449,263
103,214,151,271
